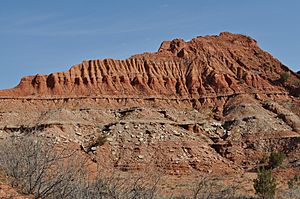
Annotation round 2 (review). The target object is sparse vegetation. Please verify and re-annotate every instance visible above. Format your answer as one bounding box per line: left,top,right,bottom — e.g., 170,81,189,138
279,71,290,84
253,168,276,199
0,135,298,199
0,136,82,199
268,151,285,169
0,135,159,199
252,151,286,198
191,175,243,199
68,174,159,199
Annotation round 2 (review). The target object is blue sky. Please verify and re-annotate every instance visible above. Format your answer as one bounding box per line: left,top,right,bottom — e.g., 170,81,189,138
0,0,299,89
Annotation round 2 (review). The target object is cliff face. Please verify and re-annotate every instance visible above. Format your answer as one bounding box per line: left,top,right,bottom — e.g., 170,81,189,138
0,32,297,98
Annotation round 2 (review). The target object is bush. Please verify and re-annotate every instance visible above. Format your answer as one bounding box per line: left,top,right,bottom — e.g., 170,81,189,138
279,72,290,84
253,168,276,199
0,135,159,199
192,176,239,199
268,151,285,169
69,175,158,199
0,136,83,199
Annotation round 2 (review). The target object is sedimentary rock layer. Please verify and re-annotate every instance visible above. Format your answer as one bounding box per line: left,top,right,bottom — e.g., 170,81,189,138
0,32,297,98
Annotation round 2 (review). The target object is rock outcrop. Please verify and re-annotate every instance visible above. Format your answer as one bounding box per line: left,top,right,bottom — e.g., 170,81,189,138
1,32,300,197
0,32,297,98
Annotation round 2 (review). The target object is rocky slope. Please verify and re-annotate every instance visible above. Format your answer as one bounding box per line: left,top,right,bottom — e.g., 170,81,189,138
0,32,297,99
0,32,300,197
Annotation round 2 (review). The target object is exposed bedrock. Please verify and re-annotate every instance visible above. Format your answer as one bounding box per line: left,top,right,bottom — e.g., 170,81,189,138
0,32,297,99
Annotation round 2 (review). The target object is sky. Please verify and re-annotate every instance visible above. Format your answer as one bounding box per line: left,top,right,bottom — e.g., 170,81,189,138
0,0,299,89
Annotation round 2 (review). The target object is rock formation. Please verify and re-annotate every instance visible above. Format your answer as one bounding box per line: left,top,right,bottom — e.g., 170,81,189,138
0,32,297,99
0,32,300,197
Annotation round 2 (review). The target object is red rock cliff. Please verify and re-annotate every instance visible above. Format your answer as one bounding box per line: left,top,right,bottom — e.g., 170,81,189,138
0,32,297,98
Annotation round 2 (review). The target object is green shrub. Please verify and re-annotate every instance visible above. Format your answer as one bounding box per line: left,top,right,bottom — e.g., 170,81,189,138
253,168,276,199
259,153,269,165
279,72,290,84
268,151,285,169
